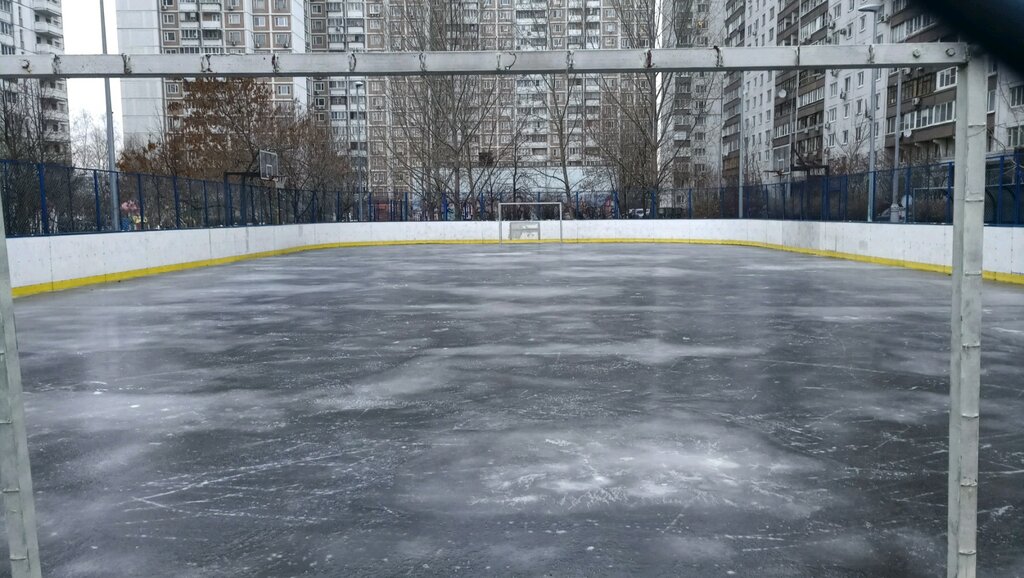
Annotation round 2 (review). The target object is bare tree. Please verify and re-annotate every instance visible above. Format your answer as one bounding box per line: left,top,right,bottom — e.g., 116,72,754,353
593,0,727,212
376,0,501,220
0,78,68,164
0,79,72,234
70,110,118,170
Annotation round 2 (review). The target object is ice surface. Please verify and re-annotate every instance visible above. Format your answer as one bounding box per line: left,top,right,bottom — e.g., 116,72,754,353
8,243,1024,577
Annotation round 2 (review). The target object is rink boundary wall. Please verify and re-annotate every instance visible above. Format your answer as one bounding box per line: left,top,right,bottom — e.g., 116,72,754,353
8,220,1023,297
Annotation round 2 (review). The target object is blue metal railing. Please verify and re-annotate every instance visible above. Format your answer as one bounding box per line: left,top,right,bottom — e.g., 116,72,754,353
2,153,1022,237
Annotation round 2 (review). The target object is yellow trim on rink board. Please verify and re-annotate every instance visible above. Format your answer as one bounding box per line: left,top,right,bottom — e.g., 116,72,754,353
12,237,1023,298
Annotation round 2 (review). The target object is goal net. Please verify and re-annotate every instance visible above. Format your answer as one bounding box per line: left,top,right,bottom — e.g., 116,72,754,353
497,202,564,243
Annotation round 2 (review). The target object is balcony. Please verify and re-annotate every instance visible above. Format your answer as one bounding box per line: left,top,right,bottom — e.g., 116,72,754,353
35,41,63,55
33,0,61,17
200,2,222,12
43,107,68,121
34,19,63,38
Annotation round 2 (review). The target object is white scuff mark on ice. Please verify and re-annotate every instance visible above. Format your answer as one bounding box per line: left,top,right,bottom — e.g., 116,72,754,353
993,327,1024,335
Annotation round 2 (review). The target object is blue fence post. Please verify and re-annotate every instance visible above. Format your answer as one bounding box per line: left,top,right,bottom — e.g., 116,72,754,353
225,180,234,226
946,162,954,224
136,172,145,230
996,154,1005,225
575,190,580,219
202,181,209,227
172,175,181,229
687,188,693,219
1016,150,1023,225
368,190,373,222
65,166,73,232
904,164,913,223
823,174,830,220
612,191,620,219
37,163,49,235
719,187,725,218
92,170,101,232
241,182,249,225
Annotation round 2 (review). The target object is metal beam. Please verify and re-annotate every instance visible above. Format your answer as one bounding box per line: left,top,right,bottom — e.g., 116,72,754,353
0,44,967,79
948,48,986,578
0,201,40,576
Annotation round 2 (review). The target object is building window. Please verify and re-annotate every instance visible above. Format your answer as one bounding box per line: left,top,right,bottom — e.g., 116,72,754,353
227,13,242,25
274,16,289,27
162,13,176,25
276,84,292,96
163,31,177,42
937,67,957,90
165,82,181,95
1008,125,1024,148
1010,85,1024,108
254,16,267,27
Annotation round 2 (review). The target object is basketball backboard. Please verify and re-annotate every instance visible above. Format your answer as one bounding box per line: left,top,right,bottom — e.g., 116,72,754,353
259,150,279,181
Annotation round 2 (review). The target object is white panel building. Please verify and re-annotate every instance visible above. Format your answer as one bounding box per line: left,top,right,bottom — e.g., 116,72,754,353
0,0,70,159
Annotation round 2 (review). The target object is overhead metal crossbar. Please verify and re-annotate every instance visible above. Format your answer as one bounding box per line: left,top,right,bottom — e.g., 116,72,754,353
0,43,985,578
0,44,967,78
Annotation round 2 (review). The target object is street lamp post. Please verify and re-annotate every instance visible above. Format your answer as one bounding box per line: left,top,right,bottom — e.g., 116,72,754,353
778,87,797,199
354,80,366,197
859,2,883,222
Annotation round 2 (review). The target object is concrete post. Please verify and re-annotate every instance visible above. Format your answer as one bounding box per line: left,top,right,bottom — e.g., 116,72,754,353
948,48,986,578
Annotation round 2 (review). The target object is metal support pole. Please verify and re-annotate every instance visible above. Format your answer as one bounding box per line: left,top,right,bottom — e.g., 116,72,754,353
948,50,986,578
867,15,879,223
0,176,42,577
739,85,745,219
891,69,904,221
100,0,119,231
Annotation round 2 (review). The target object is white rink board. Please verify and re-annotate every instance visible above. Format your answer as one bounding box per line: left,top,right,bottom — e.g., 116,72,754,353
7,220,1022,292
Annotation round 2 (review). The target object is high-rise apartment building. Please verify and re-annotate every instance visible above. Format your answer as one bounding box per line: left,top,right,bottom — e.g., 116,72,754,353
0,0,69,159
305,0,367,184
117,0,308,146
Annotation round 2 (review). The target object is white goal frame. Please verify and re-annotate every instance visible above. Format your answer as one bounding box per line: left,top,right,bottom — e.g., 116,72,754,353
497,202,563,244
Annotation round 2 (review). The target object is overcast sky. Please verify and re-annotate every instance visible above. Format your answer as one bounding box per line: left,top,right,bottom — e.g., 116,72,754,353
63,0,122,138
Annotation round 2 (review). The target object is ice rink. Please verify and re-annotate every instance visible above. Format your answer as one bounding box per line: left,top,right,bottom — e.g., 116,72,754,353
10,244,1024,577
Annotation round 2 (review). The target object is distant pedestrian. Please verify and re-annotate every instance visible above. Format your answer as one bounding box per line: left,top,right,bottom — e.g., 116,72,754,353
120,200,140,231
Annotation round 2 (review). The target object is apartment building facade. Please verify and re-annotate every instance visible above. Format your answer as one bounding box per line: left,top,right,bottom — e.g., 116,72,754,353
117,0,308,146
0,0,69,159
